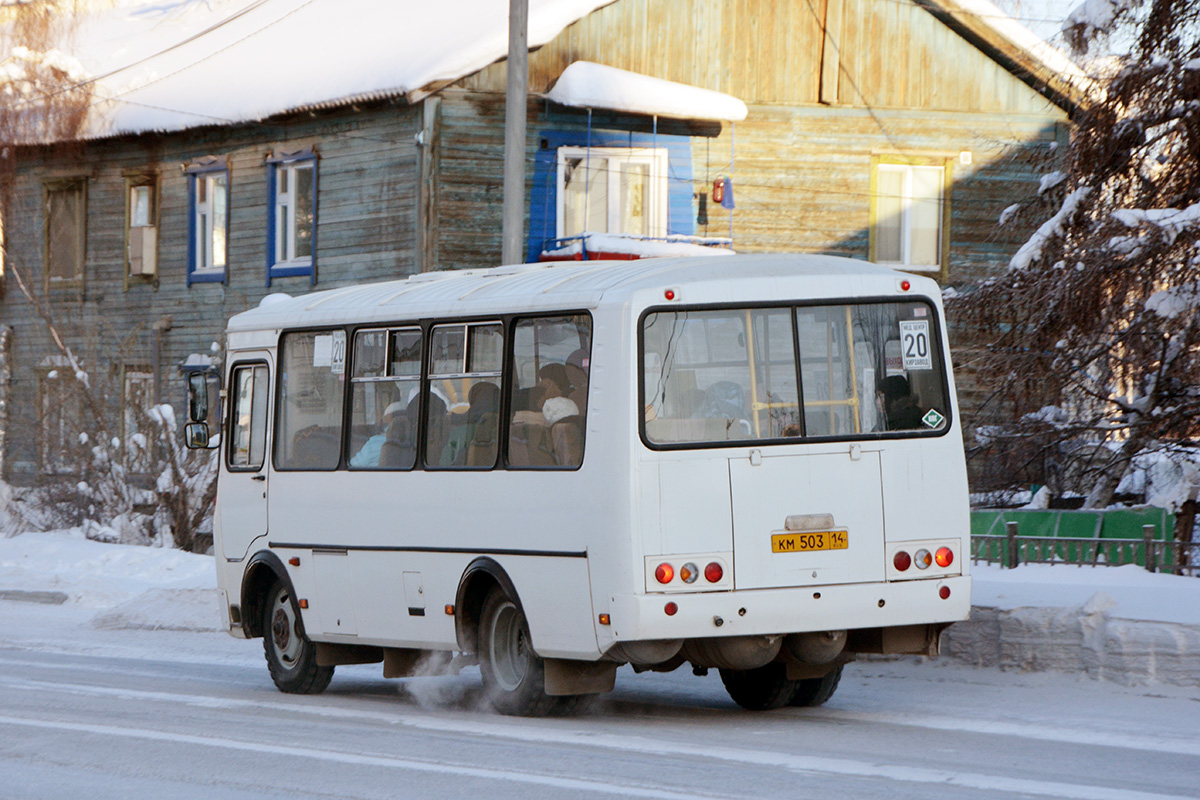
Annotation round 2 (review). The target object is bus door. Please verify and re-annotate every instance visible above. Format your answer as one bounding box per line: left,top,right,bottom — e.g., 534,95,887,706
729,448,885,589
221,356,273,560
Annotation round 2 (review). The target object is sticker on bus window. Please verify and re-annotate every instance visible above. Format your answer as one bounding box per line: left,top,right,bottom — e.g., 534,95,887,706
922,408,945,429
312,335,333,368
899,320,932,371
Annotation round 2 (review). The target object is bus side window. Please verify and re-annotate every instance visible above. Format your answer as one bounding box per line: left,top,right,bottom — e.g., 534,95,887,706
426,322,502,469
347,327,421,470
275,330,346,470
507,314,591,469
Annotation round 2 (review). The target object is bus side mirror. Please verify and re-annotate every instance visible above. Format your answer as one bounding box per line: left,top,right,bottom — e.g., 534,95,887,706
187,373,209,422
184,422,210,449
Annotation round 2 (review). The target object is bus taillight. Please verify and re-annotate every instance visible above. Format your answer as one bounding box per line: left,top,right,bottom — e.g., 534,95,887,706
655,563,674,584
664,602,678,616
935,547,954,568
704,562,723,583
893,551,911,571
914,549,933,569
679,562,698,583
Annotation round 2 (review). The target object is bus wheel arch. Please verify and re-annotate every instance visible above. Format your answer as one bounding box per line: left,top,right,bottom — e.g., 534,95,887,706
454,557,525,656
240,550,290,639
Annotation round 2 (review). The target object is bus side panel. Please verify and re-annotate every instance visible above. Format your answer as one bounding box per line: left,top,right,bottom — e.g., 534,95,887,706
266,471,607,660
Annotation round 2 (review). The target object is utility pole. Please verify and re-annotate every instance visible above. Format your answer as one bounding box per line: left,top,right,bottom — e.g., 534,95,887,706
501,0,528,265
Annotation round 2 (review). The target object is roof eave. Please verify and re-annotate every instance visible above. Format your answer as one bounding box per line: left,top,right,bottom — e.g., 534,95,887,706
916,0,1096,116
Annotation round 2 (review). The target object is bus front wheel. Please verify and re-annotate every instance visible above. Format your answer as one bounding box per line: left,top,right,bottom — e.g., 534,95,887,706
262,578,334,695
478,587,573,716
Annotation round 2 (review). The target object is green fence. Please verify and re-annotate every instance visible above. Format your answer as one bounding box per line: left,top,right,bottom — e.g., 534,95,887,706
970,508,1180,570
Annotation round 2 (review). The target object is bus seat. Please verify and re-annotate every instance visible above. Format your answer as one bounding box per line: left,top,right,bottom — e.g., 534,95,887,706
551,415,585,467
379,417,414,468
467,411,499,467
291,425,339,468
509,417,554,467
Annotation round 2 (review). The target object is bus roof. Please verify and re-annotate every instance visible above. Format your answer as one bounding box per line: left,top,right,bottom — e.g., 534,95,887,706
226,253,936,333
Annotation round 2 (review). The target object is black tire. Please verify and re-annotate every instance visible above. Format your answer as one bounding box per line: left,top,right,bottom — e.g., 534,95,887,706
719,662,799,711
262,578,334,694
789,664,843,707
478,587,577,716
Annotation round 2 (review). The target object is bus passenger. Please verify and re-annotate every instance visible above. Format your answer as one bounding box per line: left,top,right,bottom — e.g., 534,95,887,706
350,401,405,467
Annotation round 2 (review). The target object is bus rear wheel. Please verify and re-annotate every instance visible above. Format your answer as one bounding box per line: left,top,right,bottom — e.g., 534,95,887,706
719,662,798,710
789,664,843,707
479,587,577,716
262,578,334,695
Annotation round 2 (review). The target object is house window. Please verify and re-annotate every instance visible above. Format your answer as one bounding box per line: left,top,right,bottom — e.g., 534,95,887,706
187,162,229,284
870,157,951,276
43,178,86,288
556,146,667,239
125,175,159,281
39,363,82,474
528,130,694,261
123,369,154,471
267,153,317,283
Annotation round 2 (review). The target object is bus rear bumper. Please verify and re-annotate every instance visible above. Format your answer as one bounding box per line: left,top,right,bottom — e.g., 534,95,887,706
606,575,971,643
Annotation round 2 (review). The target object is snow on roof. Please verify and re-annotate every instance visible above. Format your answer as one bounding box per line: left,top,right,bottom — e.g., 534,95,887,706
62,0,614,139
23,0,1086,141
545,61,748,122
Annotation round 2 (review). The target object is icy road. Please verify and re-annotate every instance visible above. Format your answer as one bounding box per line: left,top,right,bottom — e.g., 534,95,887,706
1,619,1198,800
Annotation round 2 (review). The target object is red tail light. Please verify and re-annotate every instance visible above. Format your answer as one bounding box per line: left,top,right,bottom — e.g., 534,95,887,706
893,551,911,571
664,602,678,616
939,586,951,600
655,563,674,584
935,547,954,568
704,562,724,583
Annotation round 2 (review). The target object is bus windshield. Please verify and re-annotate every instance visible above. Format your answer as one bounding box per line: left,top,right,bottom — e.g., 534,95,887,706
642,300,950,445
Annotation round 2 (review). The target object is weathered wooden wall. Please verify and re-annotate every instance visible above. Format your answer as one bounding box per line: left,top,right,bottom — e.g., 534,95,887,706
461,0,1065,116
1,104,421,480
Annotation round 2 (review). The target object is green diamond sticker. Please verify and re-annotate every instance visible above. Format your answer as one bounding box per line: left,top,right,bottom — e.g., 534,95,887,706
921,409,945,429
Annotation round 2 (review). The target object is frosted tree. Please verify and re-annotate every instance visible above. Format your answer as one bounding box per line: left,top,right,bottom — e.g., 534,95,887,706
951,0,1200,508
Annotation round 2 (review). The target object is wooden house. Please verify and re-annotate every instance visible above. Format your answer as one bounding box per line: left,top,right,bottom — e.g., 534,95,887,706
0,0,1083,485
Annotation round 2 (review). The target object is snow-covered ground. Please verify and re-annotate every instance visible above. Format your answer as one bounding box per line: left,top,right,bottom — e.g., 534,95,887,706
1,529,1198,685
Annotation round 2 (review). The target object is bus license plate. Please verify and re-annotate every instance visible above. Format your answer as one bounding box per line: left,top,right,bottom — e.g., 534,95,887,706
771,531,848,553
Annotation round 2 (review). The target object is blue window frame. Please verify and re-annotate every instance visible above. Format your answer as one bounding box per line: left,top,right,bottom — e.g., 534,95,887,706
266,150,317,285
186,160,229,285
528,130,694,262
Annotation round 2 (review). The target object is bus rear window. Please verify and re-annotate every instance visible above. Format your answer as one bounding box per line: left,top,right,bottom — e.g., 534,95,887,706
642,301,949,446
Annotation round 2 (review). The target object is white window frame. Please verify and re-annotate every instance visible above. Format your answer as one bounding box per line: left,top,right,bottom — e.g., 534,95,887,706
555,146,668,239
273,159,315,268
192,171,228,277
871,160,948,275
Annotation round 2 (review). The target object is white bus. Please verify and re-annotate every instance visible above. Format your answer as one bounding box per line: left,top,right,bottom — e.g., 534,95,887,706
186,253,971,716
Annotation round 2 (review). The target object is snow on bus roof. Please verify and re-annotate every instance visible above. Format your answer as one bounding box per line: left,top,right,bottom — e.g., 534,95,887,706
225,254,924,332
